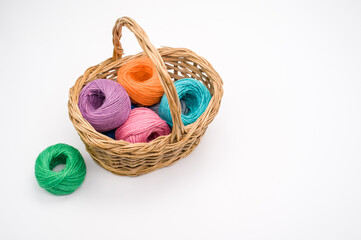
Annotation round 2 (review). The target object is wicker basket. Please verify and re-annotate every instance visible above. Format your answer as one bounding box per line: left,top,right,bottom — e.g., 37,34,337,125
68,17,223,176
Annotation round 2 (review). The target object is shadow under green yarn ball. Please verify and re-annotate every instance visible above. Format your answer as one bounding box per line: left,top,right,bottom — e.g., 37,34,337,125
35,143,86,195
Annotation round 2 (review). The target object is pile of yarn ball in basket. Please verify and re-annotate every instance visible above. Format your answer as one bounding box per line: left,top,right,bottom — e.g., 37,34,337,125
78,57,212,143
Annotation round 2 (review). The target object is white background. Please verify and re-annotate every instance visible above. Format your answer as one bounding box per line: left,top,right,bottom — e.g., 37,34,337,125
1,0,360,239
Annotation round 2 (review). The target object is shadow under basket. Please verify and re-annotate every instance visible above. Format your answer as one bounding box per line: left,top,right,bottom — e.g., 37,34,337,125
68,17,224,176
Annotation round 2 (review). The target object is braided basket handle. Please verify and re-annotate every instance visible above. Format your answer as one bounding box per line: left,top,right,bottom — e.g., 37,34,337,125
112,17,184,142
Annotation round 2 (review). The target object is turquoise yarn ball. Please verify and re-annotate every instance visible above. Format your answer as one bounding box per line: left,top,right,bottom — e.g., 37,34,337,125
35,143,86,195
159,78,211,126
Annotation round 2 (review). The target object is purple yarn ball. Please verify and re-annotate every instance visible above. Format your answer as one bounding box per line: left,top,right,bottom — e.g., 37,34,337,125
78,79,131,132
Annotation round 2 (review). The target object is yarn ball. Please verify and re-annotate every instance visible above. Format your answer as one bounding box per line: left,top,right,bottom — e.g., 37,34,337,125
115,108,171,143
148,102,161,114
117,57,164,106
159,78,211,126
34,143,86,195
78,79,131,132
102,129,116,139
149,100,188,115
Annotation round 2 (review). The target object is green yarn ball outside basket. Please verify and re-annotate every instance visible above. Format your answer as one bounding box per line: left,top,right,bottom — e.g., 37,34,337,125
35,143,86,195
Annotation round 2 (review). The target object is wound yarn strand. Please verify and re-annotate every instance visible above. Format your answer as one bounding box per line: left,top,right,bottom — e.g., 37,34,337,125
149,99,189,115
115,108,171,143
159,78,211,126
117,57,164,106
35,143,86,195
78,79,131,132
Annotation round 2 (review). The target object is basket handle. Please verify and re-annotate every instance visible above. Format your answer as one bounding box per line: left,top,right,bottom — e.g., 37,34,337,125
112,17,184,142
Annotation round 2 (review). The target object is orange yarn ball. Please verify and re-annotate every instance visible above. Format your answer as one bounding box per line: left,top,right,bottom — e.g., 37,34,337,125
117,57,164,106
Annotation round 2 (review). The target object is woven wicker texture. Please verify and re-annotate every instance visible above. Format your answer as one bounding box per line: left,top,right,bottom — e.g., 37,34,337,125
68,17,223,176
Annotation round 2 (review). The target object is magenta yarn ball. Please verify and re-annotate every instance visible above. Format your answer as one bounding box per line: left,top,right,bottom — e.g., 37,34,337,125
78,79,131,132
115,108,171,143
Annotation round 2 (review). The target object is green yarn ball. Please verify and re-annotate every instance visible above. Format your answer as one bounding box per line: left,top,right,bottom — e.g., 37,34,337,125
35,143,86,195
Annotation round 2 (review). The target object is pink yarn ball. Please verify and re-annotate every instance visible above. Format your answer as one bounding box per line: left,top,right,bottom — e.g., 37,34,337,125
115,108,171,143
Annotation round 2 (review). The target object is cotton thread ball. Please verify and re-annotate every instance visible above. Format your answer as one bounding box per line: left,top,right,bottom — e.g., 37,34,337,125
34,143,86,195
102,129,116,139
115,108,171,143
159,78,211,126
148,102,161,114
117,57,164,106
149,100,188,115
78,79,131,132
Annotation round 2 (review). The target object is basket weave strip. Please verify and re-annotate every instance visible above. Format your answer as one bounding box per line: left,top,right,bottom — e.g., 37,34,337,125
68,17,223,176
